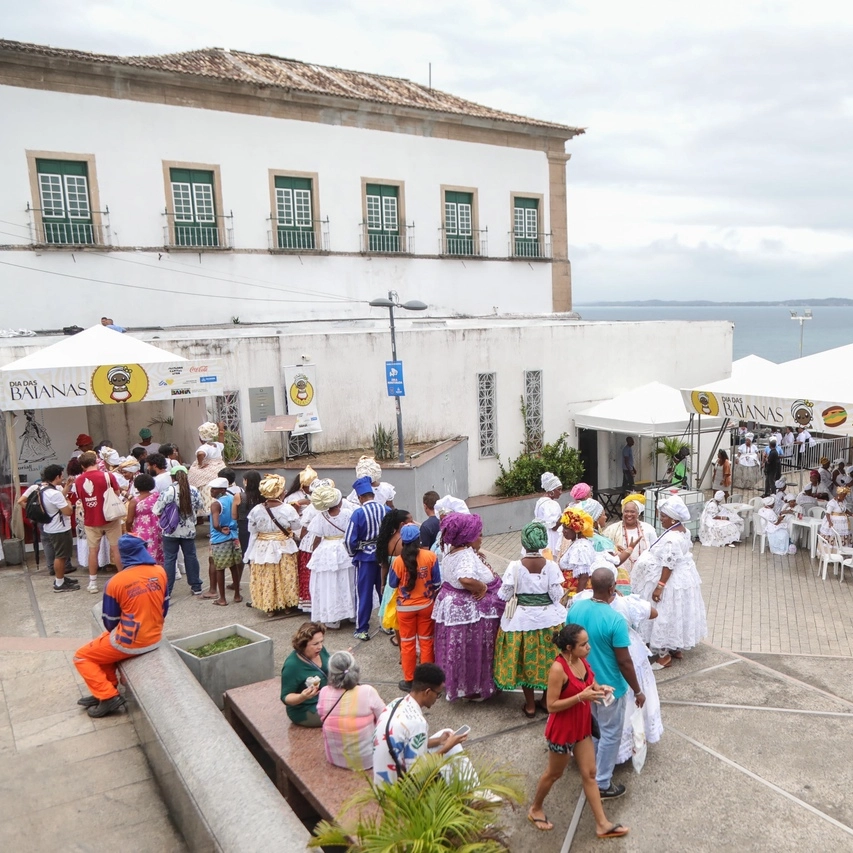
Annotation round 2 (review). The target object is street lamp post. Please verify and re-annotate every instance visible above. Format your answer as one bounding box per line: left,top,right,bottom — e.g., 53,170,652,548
790,309,813,358
369,291,428,463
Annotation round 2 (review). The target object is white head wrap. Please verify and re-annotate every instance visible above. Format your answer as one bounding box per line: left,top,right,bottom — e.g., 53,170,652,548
309,477,335,493
355,455,382,483
745,432,754,440
589,553,618,580
762,496,775,507
118,456,141,474
775,478,787,489
434,495,470,517
713,490,725,502
540,472,562,492
99,447,121,467
198,422,219,441
659,495,690,523
310,484,342,511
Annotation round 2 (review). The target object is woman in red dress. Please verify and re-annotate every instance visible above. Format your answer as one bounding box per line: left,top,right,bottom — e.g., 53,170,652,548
527,623,630,839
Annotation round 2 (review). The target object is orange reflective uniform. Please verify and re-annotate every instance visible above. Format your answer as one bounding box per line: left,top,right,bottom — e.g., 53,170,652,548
74,561,169,700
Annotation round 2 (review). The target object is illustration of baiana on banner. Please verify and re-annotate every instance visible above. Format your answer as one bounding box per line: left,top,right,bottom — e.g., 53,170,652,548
283,365,323,435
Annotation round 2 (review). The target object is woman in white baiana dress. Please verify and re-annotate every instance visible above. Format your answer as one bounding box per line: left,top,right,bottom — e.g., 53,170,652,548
570,554,664,764
698,490,743,548
631,496,707,669
533,472,564,558
306,484,356,629
758,496,793,555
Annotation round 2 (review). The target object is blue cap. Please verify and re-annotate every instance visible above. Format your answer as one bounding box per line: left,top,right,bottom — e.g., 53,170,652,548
400,524,421,544
353,476,375,496
118,533,156,567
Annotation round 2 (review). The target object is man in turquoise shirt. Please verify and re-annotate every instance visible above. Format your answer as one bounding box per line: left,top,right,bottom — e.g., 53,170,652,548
570,568,645,799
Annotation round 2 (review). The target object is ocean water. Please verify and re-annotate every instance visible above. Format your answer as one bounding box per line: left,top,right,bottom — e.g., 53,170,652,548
576,305,853,362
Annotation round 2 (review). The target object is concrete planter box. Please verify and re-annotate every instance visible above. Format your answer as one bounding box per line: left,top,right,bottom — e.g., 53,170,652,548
172,624,274,710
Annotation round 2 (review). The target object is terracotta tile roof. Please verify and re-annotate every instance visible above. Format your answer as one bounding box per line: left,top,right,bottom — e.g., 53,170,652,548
0,39,583,136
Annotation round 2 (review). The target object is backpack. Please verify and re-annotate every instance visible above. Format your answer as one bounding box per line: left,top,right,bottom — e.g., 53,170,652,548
158,487,182,535
25,485,55,525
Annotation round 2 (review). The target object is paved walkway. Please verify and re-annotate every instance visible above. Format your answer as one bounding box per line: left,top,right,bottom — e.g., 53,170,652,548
0,637,186,852
2,525,853,851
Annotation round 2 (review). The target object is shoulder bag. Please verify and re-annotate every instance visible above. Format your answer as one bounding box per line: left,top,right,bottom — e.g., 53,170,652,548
102,472,126,522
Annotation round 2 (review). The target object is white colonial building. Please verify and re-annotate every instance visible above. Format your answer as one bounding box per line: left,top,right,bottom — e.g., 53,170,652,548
0,40,733,500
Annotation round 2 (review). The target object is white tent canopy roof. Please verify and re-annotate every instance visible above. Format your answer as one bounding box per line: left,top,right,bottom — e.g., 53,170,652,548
574,381,725,436
0,324,185,371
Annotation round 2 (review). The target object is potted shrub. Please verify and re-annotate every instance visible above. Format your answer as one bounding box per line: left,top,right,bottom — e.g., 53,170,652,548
172,624,274,709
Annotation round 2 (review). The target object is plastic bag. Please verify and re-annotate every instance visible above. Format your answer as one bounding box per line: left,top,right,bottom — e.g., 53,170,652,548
630,708,647,774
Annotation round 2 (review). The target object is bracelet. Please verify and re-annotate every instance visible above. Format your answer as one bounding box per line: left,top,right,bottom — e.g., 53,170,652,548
656,581,666,588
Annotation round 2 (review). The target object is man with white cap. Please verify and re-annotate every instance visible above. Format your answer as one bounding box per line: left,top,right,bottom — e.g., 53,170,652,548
345,476,390,640
534,472,564,558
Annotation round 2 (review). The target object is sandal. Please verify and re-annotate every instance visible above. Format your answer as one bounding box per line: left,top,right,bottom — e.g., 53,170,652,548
527,813,553,832
597,824,629,839
523,706,537,719
389,635,400,648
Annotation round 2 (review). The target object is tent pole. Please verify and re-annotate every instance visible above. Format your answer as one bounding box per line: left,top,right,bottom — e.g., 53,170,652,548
697,414,701,491
4,411,24,541
698,419,729,489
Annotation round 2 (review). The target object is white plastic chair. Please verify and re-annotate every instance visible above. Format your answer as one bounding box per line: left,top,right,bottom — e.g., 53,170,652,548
729,494,745,506
749,496,765,512
816,533,845,580
807,506,824,519
752,513,767,554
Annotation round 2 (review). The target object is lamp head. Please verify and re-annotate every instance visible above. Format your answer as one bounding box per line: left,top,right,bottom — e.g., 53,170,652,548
369,298,395,308
401,300,428,311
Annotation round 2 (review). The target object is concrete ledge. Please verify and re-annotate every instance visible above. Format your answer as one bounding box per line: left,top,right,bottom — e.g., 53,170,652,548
91,609,310,852
469,492,572,535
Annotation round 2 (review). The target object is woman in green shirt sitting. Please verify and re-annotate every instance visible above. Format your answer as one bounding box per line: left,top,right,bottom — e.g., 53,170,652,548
281,621,330,727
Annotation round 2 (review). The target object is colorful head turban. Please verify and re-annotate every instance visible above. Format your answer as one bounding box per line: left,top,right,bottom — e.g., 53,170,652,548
198,422,220,441
259,474,286,500
659,495,690,523
434,496,470,517
299,465,318,490
837,486,851,500
440,512,483,547
560,508,594,538
355,455,382,482
621,493,646,509
570,483,592,501
541,472,562,492
820,457,830,467
521,521,549,552
310,484,342,511
309,477,335,493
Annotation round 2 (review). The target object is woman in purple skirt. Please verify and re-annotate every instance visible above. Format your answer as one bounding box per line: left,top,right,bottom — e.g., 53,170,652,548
432,513,504,701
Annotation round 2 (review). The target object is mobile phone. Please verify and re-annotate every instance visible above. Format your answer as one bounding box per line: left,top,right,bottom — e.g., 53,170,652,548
453,725,470,738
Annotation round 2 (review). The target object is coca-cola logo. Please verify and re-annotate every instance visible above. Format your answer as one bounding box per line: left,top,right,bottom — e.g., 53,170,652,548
189,366,209,374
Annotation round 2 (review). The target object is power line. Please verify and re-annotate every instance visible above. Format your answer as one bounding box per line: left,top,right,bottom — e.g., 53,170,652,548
0,259,365,304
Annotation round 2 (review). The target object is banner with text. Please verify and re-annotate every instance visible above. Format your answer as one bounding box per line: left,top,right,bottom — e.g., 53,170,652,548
284,364,323,435
1,360,223,411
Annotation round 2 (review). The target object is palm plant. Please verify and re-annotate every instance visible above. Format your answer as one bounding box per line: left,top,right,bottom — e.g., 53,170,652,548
309,754,523,852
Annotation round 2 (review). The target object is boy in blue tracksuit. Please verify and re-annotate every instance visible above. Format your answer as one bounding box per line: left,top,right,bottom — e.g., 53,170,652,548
345,476,389,640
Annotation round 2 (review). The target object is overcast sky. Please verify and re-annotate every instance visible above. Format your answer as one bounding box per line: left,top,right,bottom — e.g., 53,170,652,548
4,0,853,301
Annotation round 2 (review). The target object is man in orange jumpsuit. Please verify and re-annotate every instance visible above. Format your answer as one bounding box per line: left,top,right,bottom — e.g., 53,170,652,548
74,534,169,717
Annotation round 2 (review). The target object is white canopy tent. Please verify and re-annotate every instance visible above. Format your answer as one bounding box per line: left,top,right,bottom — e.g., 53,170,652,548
1,325,223,539
574,381,726,436
682,347,853,436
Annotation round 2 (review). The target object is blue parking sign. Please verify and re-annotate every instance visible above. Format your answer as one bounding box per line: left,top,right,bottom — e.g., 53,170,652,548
386,361,405,397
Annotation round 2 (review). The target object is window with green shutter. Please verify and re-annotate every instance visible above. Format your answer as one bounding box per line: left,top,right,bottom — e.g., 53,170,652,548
169,168,219,247
365,183,400,252
513,197,540,257
36,159,94,244
444,190,474,255
275,176,315,249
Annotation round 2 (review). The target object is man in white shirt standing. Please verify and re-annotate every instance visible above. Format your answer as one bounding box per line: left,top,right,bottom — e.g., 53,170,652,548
781,426,795,458
28,465,78,591
147,453,173,493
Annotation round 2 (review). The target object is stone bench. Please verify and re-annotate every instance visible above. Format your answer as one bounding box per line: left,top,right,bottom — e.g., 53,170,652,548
224,678,370,824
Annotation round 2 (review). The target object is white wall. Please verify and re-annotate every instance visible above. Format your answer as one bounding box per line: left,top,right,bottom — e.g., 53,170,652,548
0,85,555,328
0,318,733,495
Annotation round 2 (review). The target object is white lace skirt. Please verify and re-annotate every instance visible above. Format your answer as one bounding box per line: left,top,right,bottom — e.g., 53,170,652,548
699,517,743,547
617,630,664,763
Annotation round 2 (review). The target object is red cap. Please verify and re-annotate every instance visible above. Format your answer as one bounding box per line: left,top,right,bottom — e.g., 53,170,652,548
75,433,93,447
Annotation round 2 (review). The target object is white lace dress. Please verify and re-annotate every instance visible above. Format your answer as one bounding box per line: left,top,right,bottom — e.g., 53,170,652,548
307,506,356,623
631,528,707,653
698,500,743,547
534,496,564,556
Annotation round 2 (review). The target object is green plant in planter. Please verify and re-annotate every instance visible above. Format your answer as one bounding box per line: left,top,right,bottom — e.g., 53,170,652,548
310,754,522,852
372,424,396,461
495,433,584,497
222,429,244,464
147,414,174,442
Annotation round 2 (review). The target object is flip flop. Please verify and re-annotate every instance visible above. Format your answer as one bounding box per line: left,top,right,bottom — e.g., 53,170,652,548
200,592,219,599
651,660,672,671
597,824,629,839
389,635,400,648
213,600,228,606
523,706,537,719
527,813,553,832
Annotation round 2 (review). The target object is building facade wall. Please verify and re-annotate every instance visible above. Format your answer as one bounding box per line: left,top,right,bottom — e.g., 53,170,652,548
0,85,559,328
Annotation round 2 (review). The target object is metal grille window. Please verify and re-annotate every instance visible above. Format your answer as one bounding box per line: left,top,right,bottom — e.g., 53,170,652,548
524,370,544,452
286,433,311,458
213,391,244,462
275,176,315,249
365,183,401,251
169,168,219,246
477,372,497,458
36,159,95,244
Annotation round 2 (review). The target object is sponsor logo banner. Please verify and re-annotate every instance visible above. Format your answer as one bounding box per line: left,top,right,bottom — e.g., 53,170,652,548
283,364,322,435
